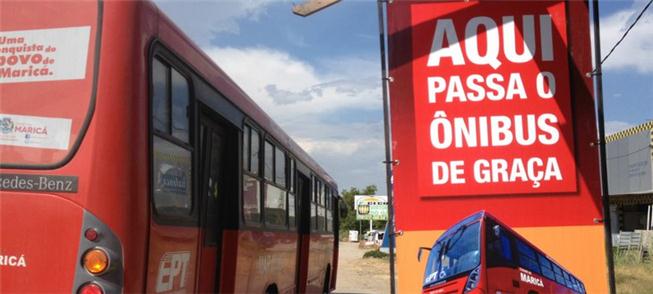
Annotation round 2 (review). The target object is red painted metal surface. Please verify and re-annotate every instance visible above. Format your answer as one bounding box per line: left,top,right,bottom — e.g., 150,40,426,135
306,233,335,293
145,224,199,293
0,193,83,291
1,1,150,292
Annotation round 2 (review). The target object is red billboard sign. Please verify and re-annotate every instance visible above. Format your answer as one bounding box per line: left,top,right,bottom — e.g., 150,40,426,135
410,1,575,197
387,1,608,293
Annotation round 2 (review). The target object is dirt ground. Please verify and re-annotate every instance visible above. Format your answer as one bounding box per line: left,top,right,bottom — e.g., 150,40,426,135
333,241,394,294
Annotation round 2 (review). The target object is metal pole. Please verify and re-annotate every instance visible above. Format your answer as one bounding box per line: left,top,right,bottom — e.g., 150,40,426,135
646,205,653,231
376,1,397,293
591,0,616,292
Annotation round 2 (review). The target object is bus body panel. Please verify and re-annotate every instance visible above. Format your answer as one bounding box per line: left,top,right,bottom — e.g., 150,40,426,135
306,233,334,293
145,224,200,293
422,278,466,294
486,267,577,294
329,230,339,292
233,230,299,293
1,1,150,292
218,229,240,292
0,193,83,292
93,2,152,290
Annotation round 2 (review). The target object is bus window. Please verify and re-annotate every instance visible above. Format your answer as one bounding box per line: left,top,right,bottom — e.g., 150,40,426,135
243,126,250,171
552,263,566,285
152,58,170,133
537,253,555,281
423,241,445,285
486,223,514,267
573,277,584,293
151,58,193,218
563,271,573,289
243,174,261,224
250,129,260,174
317,181,326,231
422,221,481,286
264,141,274,181
289,159,295,193
265,184,287,226
318,203,325,231
171,68,189,143
288,193,296,228
515,239,540,274
311,178,317,231
287,158,296,228
326,189,332,232
152,136,192,216
275,148,285,187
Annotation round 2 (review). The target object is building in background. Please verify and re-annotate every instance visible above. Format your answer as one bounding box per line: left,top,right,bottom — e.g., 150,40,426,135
607,121,653,232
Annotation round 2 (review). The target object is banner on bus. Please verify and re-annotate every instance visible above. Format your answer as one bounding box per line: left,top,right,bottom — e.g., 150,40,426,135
354,195,388,221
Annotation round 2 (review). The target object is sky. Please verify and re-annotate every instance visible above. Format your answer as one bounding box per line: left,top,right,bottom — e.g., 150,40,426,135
154,0,653,195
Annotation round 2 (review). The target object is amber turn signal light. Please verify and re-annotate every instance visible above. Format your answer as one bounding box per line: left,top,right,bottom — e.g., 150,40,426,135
83,248,109,275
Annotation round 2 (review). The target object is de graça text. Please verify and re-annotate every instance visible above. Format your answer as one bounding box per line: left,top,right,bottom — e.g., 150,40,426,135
424,14,566,188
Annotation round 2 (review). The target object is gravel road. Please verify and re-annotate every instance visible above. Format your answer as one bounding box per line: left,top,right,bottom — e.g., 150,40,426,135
333,242,394,294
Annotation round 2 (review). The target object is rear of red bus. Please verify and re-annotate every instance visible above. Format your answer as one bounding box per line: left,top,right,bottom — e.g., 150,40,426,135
1,1,149,292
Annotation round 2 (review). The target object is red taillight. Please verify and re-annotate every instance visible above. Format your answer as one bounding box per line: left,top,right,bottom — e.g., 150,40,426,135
84,228,98,241
78,283,103,294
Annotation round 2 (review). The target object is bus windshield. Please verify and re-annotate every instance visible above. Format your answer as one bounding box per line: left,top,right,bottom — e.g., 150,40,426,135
423,221,480,287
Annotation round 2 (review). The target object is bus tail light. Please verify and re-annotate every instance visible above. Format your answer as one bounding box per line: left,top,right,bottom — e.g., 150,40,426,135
78,283,104,294
82,248,109,275
464,266,481,293
74,211,123,292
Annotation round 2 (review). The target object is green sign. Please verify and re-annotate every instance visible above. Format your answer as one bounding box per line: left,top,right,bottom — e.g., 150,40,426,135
355,195,388,221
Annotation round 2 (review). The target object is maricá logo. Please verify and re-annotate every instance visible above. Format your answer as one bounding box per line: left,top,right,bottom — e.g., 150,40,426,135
1,117,14,134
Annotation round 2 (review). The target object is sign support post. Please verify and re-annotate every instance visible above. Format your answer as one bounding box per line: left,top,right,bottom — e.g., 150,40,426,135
590,0,617,292
376,0,396,293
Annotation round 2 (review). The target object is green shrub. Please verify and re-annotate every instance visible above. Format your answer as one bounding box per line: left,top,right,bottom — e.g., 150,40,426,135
363,250,388,259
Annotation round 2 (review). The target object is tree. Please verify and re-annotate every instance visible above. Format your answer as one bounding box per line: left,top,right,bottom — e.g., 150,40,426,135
339,185,378,236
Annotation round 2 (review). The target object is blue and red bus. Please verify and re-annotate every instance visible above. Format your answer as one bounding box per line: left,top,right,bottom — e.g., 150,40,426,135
0,1,341,293
419,211,586,294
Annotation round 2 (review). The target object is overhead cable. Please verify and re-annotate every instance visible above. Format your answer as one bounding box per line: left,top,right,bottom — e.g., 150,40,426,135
600,0,653,66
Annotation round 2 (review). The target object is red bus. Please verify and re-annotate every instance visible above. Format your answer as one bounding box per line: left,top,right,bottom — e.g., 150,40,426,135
0,1,342,293
418,211,586,294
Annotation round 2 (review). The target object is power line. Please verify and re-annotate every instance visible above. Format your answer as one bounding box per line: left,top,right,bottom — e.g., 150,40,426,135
600,0,653,66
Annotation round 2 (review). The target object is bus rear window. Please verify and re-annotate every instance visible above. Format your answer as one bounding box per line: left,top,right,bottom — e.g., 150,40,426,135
0,2,99,167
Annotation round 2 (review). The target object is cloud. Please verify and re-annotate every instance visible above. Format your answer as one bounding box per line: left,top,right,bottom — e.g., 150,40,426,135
204,47,381,117
203,46,386,192
154,0,281,46
264,84,321,105
600,2,653,73
605,120,634,135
